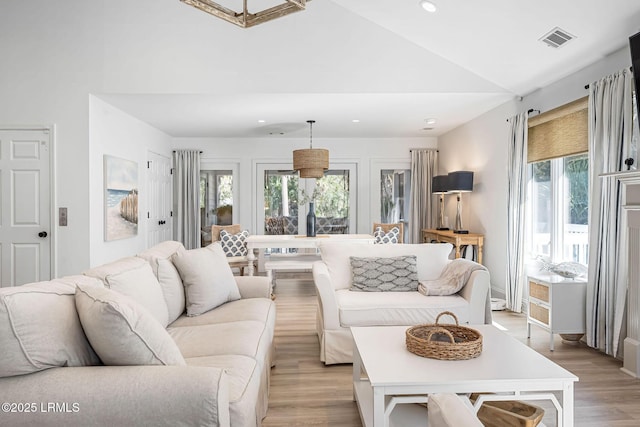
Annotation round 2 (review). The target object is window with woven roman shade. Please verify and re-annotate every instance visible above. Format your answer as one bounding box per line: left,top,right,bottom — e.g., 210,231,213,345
527,96,588,163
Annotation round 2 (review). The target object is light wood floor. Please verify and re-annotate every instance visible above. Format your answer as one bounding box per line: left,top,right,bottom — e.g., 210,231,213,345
262,274,640,426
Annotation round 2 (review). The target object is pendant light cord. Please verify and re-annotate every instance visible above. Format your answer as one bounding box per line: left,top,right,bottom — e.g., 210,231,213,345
307,120,315,149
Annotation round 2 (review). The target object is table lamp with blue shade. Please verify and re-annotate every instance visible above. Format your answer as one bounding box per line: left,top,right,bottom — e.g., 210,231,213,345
447,171,474,234
431,175,449,230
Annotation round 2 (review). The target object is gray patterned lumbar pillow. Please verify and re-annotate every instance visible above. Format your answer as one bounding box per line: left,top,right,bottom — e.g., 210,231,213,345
373,226,400,244
350,255,418,291
220,229,249,257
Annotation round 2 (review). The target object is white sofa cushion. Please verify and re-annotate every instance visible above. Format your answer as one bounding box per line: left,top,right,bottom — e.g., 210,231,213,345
320,242,453,290
83,256,170,327
138,241,187,323
0,277,102,378
171,243,241,316
75,284,186,366
335,289,469,327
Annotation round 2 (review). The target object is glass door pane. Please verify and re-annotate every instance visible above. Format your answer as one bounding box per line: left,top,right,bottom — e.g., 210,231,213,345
380,169,411,241
200,170,233,227
562,154,589,264
530,160,551,259
264,170,300,235
313,170,350,234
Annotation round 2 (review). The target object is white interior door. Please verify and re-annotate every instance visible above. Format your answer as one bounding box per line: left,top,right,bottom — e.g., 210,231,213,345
0,129,51,287
146,151,172,247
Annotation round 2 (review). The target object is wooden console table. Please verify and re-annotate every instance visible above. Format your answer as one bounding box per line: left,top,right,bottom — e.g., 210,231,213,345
422,229,484,265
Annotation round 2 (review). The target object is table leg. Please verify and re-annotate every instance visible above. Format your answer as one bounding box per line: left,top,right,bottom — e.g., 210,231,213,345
454,245,461,259
477,243,483,264
561,381,574,427
550,332,555,351
372,387,386,427
247,246,256,276
527,321,531,339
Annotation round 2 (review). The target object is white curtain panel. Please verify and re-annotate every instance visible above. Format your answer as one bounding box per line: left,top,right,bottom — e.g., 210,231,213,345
586,67,634,357
506,112,528,313
409,149,438,244
173,150,201,250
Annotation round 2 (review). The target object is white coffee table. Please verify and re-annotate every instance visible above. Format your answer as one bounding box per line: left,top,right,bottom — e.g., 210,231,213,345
352,325,578,427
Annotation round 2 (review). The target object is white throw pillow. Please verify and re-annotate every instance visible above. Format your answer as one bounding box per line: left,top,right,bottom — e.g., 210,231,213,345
0,279,102,378
83,257,170,327
171,243,241,316
373,226,400,244
75,284,185,366
219,229,249,257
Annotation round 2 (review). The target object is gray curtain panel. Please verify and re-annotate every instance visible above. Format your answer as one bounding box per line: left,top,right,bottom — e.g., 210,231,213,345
173,150,201,249
506,112,528,313
586,67,634,357
409,149,438,244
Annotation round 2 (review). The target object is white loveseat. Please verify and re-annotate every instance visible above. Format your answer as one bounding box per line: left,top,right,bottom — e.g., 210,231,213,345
0,241,275,427
312,242,491,364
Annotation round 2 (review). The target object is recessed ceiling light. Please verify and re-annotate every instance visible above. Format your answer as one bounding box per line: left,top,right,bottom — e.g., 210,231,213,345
258,119,266,123
424,118,437,125
352,119,360,123
419,0,437,13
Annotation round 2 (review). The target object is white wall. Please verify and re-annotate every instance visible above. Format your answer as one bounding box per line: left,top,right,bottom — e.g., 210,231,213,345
89,96,173,267
0,0,450,275
438,46,632,298
172,137,437,236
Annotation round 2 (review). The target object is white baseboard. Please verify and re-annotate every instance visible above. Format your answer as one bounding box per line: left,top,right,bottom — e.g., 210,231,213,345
621,338,640,378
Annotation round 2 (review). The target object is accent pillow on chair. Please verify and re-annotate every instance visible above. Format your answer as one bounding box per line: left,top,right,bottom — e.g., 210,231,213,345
75,284,186,366
219,229,249,257
373,226,400,244
171,243,241,316
349,255,419,291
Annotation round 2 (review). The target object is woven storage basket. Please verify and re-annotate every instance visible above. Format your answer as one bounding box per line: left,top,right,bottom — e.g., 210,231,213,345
406,311,482,360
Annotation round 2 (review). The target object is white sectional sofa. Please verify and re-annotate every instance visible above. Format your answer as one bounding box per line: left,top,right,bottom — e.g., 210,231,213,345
0,240,275,427
312,241,491,364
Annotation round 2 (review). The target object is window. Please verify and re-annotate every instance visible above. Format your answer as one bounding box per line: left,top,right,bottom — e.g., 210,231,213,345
529,154,589,264
527,97,589,265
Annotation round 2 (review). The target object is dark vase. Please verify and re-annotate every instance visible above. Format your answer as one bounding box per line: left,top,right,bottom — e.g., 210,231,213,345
306,202,316,237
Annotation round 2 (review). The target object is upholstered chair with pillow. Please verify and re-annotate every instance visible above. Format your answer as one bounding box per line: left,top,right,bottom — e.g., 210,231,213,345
211,224,257,275
372,222,404,244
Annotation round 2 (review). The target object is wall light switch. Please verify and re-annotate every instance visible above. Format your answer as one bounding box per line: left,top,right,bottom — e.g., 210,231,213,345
59,207,68,226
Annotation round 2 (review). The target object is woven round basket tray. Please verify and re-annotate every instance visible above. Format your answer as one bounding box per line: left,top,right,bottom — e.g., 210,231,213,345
406,311,483,360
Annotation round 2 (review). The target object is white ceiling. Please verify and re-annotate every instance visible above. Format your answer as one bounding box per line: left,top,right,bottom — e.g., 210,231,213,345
101,0,640,138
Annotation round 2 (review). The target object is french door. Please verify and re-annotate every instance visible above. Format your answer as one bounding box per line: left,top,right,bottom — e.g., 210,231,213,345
256,162,357,235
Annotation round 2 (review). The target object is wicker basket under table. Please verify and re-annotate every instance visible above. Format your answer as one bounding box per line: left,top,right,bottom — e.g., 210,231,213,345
406,311,483,360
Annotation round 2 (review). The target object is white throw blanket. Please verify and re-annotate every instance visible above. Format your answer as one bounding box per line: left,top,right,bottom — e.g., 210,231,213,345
418,258,487,296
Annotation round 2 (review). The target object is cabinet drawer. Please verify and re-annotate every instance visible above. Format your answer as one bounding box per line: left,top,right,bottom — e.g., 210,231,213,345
529,302,549,326
529,281,549,303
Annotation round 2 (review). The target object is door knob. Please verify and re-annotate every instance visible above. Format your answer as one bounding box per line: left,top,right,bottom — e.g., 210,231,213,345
38,231,48,238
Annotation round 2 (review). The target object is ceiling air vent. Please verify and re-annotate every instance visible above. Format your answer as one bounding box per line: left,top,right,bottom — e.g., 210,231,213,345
539,27,575,48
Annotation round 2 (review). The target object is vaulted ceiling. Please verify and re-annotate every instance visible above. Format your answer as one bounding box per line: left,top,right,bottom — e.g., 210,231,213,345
100,0,640,138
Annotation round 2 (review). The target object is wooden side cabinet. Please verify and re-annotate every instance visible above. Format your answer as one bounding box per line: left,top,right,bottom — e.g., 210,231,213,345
422,229,484,265
526,273,587,351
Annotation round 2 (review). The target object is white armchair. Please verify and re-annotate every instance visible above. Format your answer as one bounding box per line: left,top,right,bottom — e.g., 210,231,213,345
312,241,491,364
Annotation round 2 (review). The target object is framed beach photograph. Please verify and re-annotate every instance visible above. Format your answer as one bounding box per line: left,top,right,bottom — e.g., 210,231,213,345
104,155,139,241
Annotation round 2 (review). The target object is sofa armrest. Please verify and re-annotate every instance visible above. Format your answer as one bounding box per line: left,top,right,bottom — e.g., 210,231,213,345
312,261,341,330
458,269,492,324
0,365,230,427
235,275,272,299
